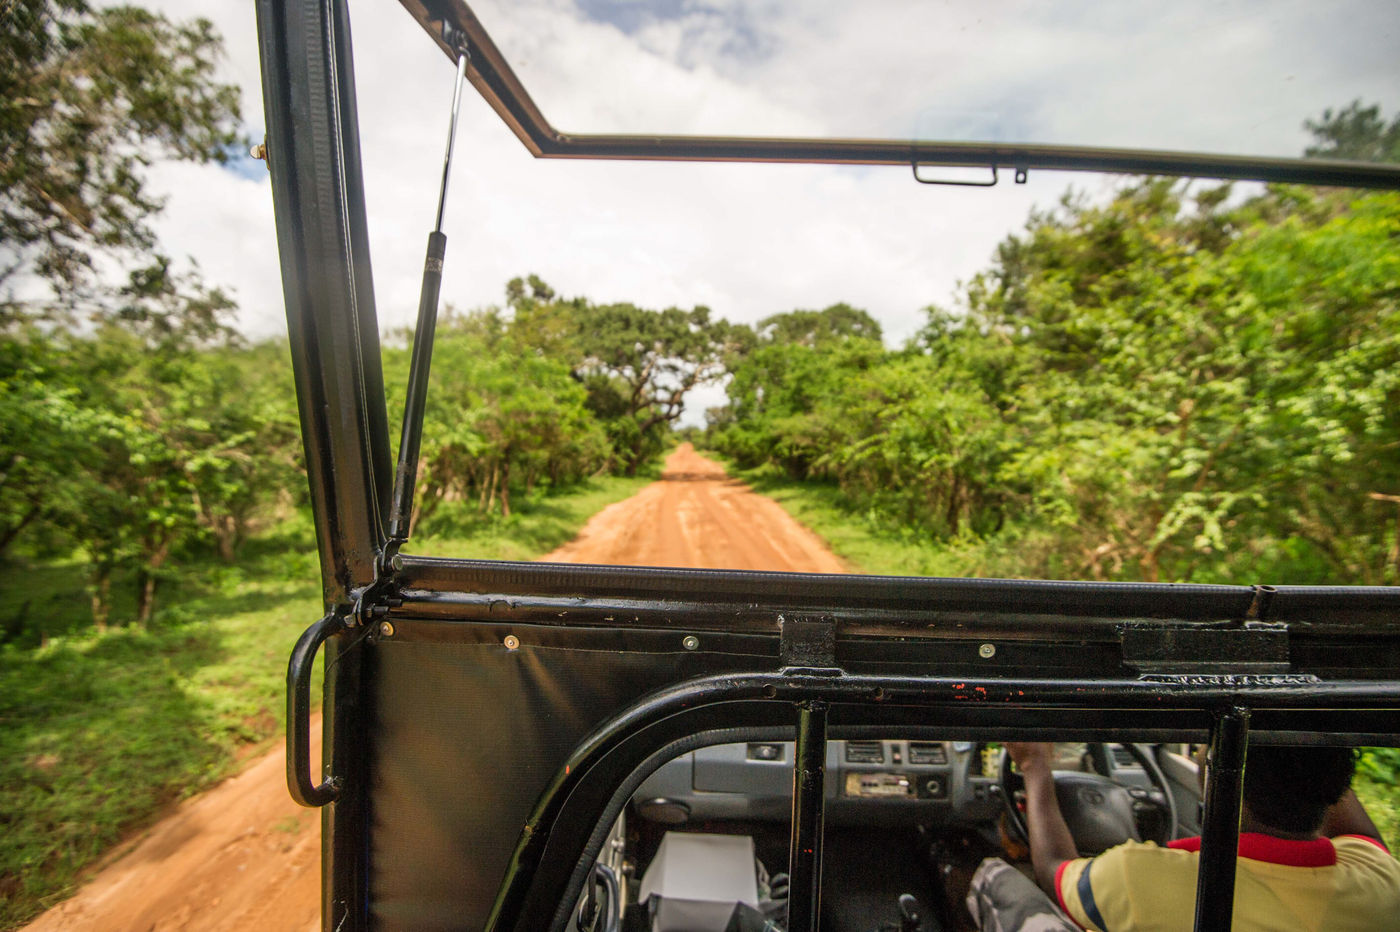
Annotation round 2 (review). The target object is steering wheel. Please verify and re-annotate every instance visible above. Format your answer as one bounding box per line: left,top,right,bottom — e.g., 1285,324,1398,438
999,744,1178,855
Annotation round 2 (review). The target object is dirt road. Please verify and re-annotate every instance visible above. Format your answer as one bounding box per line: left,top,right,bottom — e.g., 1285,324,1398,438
540,444,847,572
22,445,846,931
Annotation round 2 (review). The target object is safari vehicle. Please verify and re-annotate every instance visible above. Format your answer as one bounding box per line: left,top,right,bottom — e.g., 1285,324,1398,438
254,2,1400,930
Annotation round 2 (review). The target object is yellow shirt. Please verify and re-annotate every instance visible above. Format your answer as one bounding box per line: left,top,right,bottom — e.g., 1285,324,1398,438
1056,833,1400,931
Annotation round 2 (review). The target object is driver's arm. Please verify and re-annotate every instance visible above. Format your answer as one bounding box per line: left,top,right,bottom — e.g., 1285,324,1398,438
1006,742,1080,894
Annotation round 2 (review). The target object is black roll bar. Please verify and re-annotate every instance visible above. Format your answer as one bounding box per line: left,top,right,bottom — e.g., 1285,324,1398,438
788,700,830,931
480,669,1400,932
1195,709,1251,932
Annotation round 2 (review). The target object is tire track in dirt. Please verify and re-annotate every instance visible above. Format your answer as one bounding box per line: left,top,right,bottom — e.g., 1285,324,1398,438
22,444,847,931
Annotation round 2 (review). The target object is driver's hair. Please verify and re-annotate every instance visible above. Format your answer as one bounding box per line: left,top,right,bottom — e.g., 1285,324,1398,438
1242,744,1357,834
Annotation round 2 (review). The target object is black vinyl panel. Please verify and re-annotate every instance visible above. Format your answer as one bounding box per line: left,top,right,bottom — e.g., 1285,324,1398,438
369,628,762,930
369,617,1400,929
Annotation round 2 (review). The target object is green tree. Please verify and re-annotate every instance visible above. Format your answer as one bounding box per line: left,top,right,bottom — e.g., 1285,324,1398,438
755,303,883,346
1,0,240,311
502,277,745,475
391,312,609,525
0,331,97,559
1305,101,1400,164
1,0,246,614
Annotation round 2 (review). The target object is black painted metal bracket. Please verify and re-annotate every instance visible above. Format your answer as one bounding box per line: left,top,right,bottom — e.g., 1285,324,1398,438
1122,621,1290,674
780,614,838,672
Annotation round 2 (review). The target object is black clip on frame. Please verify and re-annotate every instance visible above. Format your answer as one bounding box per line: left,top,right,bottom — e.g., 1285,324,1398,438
912,162,999,187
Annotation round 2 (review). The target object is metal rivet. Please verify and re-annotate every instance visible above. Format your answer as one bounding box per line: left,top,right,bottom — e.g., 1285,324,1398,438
978,643,996,659
379,621,395,638
503,634,520,650
682,635,699,651
390,553,405,572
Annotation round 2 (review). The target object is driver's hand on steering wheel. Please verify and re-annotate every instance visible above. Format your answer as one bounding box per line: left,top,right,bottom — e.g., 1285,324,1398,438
1005,742,1054,778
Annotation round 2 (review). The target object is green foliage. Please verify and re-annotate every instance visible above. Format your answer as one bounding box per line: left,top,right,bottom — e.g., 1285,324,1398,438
1359,747,1400,786
754,303,883,346
0,0,241,306
386,306,611,524
505,278,747,475
1305,100,1400,164
0,327,303,628
712,183,1400,584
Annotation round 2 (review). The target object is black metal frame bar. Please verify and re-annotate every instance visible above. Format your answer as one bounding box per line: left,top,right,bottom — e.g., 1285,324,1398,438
255,3,1400,931
255,2,385,928
1195,708,1251,932
255,0,392,606
788,701,829,932
396,0,1400,190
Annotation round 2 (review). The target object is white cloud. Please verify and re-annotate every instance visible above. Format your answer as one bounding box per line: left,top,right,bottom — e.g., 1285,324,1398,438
128,0,1396,402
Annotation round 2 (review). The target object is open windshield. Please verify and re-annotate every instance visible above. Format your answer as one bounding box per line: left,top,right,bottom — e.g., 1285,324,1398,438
464,0,1400,162
364,0,1400,587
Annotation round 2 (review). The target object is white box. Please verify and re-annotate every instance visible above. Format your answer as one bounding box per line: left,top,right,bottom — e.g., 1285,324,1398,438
637,832,760,932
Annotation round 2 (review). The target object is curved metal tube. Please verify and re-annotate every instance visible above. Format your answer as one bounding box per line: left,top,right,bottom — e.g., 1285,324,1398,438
286,613,345,807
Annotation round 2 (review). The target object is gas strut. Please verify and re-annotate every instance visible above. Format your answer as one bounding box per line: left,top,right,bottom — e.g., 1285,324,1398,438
387,45,469,545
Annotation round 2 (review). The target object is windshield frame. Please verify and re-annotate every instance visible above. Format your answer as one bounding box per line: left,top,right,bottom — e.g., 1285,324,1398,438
398,0,1400,189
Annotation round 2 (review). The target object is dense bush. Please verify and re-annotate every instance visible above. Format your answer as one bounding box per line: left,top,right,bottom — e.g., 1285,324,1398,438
712,183,1400,585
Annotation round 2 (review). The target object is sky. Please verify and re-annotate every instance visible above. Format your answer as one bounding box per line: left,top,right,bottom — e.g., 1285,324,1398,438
131,0,1398,417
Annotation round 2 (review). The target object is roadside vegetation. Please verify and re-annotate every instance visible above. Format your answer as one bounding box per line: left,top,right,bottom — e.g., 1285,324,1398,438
709,181,1400,586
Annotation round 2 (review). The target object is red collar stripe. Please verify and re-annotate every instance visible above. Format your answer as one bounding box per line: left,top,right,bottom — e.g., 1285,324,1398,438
1166,833,1337,867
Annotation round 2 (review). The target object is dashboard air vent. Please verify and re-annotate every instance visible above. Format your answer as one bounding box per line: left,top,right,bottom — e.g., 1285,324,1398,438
845,741,885,764
908,742,947,765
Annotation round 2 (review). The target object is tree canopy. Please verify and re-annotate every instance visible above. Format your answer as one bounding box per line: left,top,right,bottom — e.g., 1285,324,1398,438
1,0,241,313
1,0,248,624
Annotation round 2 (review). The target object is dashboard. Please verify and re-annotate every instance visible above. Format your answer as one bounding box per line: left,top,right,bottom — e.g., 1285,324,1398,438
631,739,1007,827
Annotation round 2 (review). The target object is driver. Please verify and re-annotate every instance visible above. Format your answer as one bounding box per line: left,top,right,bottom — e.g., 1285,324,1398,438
966,742,1400,931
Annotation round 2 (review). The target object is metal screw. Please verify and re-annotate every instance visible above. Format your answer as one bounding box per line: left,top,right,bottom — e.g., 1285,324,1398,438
390,553,405,572
249,142,267,161
682,635,700,651
503,634,520,650
978,643,996,659
379,621,395,638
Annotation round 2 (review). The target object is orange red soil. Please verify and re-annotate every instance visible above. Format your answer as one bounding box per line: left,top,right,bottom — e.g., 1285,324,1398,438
22,445,846,931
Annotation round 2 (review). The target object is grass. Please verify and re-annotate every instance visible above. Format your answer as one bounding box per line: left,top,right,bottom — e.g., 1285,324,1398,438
714,459,986,578
0,473,653,930
714,453,1400,853
0,522,322,928
409,473,656,560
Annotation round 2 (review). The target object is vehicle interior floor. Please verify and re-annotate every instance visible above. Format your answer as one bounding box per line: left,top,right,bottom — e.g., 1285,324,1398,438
623,819,956,931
